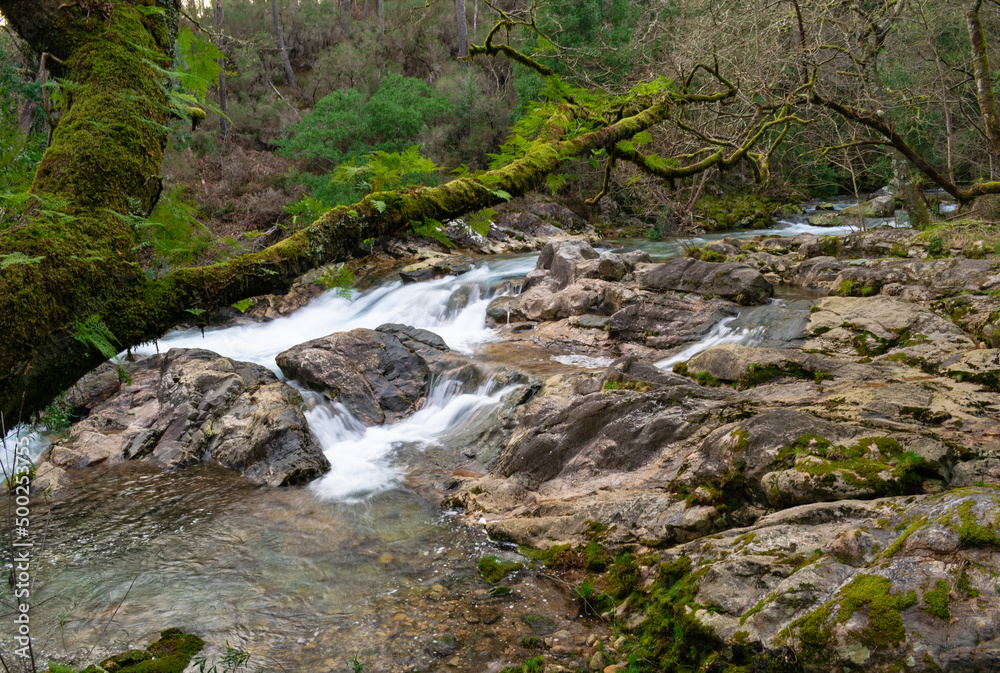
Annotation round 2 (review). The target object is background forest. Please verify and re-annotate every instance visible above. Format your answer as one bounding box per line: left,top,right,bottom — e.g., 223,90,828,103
2,0,998,270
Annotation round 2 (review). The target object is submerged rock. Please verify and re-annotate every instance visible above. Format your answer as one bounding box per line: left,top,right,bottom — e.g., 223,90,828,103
41,349,329,487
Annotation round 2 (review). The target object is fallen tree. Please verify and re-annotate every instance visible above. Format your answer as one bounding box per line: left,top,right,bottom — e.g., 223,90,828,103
0,0,794,422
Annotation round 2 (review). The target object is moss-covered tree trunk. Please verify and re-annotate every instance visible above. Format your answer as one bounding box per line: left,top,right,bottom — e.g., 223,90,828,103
0,0,679,424
0,0,181,424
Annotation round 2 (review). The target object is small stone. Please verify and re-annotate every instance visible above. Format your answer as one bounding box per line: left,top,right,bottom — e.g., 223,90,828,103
544,638,554,648
587,634,598,646
521,614,557,635
613,636,627,651
589,651,609,670
604,666,622,673
480,607,503,624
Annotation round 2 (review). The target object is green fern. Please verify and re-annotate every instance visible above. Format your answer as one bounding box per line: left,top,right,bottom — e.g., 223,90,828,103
317,265,355,299
231,298,254,313
0,252,45,270
411,217,455,248
73,315,119,360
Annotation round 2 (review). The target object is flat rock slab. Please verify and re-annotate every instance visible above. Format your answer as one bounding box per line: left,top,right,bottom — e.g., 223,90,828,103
636,257,773,305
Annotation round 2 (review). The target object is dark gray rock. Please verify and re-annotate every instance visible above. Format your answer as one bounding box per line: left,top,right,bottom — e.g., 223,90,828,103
276,325,455,426
636,257,773,305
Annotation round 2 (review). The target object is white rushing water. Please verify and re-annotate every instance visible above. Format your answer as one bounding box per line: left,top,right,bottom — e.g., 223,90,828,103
655,315,766,370
301,377,510,502
133,255,538,371
129,256,537,501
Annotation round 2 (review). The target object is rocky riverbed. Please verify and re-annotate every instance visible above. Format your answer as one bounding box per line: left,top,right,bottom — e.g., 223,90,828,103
13,211,1000,672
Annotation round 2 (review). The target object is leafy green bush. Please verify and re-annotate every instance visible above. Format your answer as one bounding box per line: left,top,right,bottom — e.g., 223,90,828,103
278,75,450,167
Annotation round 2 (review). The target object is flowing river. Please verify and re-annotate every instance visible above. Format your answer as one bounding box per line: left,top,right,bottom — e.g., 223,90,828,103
3,207,899,671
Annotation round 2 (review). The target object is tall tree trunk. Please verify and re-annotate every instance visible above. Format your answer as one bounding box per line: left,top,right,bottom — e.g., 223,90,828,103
965,0,1000,160
0,0,180,422
454,0,468,60
893,152,931,229
214,0,229,142
270,0,298,90
377,0,384,42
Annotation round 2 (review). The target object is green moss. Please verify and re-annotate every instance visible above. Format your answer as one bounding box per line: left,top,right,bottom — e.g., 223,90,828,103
606,553,640,599
478,556,524,583
686,248,728,263
574,578,614,615
775,435,925,499
604,379,655,393
837,279,882,298
517,544,578,568
922,580,951,620
739,362,833,388
957,568,980,598
898,406,952,425
740,591,777,625
787,603,834,664
694,192,782,231
820,235,841,257
947,367,1000,392
519,636,542,648
957,500,1000,548
500,655,545,673
583,540,612,573
881,517,927,559
82,629,204,673
695,371,721,387
836,574,917,651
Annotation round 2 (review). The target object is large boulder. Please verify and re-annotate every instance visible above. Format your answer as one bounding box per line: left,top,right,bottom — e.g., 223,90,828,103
840,194,895,218
608,293,734,349
525,239,601,290
635,489,1000,673
41,349,330,486
636,257,773,305
276,324,474,426
806,295,976,366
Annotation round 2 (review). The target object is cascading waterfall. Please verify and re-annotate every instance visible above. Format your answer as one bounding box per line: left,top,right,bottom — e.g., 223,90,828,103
133,255,539,369
300,376,512,502
654,315,766,370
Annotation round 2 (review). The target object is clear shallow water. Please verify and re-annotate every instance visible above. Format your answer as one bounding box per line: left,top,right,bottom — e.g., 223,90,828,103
10,217,837,670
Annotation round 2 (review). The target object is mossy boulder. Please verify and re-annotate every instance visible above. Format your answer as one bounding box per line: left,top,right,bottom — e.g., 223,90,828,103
619,489,1000,673
81,629,204,673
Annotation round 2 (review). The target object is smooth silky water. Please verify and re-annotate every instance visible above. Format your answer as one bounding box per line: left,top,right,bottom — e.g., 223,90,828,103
3,216,890,670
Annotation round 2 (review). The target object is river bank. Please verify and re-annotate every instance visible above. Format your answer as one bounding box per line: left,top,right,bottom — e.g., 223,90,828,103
7,200,999,672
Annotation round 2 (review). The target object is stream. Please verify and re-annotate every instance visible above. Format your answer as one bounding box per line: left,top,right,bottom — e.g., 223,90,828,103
3,205,904,671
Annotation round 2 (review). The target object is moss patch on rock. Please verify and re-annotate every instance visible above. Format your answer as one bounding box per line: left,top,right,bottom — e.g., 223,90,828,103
478,556,524,583
81,629,204,673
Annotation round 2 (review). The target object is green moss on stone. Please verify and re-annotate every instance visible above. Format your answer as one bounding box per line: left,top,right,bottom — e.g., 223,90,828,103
836,574,917,651
922,580,951,620
478,556,524,583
